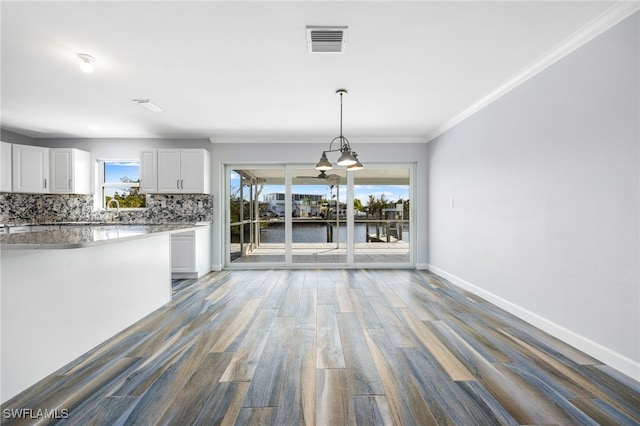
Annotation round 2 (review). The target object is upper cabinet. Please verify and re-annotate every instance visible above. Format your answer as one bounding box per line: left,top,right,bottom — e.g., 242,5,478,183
0,141,12,192
9,144,91,194
139,149,158,193
157,149,210,194
50,148,91,194
12,144,50,193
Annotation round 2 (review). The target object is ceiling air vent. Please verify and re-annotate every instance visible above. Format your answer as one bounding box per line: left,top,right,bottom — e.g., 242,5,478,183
306,26,348,54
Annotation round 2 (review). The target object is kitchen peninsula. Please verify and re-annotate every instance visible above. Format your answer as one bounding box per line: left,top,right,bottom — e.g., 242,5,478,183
0,223,209,402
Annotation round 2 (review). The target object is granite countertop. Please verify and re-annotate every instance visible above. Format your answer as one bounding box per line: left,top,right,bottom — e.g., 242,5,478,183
0,223,209,250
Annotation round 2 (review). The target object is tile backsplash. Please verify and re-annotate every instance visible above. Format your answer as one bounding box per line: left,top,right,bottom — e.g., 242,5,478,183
0,193,213,224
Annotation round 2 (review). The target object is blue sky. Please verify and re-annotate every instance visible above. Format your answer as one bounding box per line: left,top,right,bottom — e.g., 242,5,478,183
287,183,408,204
231,171,409,205
105,161,140,182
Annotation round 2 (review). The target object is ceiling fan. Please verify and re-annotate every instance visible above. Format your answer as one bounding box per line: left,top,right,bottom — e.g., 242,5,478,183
296,170,341,184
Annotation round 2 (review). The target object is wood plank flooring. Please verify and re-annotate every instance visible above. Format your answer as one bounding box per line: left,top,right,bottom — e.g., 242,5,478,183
2,269,639,425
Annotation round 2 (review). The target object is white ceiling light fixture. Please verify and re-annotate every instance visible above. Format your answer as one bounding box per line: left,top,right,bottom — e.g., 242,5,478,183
77,53,95,73
132,99,164,112
306,26,348,54
315,89,363,172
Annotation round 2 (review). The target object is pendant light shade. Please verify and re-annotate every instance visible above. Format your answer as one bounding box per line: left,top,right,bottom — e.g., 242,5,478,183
337,148,357,166
315,151,333,171
347,152,363,171
315,89,363,171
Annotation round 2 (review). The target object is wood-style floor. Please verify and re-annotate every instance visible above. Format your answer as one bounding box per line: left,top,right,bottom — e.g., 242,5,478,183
2,269,639,425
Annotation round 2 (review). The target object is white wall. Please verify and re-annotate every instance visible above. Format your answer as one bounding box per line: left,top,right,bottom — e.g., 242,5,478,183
427,13,639,379
210,142,428,269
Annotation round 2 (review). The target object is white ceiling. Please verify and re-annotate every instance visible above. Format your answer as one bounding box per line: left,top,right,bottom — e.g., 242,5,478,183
1,1,635,142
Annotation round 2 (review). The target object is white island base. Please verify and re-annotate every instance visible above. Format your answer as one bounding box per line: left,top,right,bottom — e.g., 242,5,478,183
1,233,172,403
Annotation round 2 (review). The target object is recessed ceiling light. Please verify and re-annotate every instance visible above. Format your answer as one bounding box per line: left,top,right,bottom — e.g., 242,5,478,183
132,99,164,112
77,53,96,73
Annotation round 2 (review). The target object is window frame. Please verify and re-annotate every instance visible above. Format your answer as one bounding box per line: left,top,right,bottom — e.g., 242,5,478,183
97,159,147,210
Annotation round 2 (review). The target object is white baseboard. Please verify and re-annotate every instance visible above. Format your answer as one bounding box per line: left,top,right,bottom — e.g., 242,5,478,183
427,264,640,382
211,264,223,272
415,263,430,270
172,272,197,279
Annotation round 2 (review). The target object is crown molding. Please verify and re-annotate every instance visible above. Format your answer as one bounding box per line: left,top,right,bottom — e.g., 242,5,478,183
208,135,428,144
426,1,640,143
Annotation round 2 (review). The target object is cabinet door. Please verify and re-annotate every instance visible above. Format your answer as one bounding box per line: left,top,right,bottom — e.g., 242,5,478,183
0,141,11,192
171,233,196,273
73,149,91,194
157,149,181,193
12,144,50,193
180,149,205,193
139,150,157,193
50,149,73,193
50,149,91,194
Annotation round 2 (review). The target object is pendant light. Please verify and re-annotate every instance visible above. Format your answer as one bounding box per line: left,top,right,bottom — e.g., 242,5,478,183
315,89,363,171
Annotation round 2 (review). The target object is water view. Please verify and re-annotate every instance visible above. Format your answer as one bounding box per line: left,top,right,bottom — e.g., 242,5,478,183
259,221,409,244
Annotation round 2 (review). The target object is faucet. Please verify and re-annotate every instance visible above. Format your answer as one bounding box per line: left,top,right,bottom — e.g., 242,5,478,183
107,198,120,221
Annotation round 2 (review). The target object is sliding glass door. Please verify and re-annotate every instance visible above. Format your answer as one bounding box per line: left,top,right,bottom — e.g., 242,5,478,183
225,163,413,268
353,165,411,264
291,167,346,264
228,167,285,264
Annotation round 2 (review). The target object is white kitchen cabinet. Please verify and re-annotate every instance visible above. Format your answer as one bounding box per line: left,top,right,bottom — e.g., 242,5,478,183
50,148,91,194
12,144,50,193
171,225,211,278
157,149,210,194
139,149,157,193
171,232,196,274
0,141,11,192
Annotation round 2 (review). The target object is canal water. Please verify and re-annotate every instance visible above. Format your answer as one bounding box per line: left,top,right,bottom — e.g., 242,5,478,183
260,222,409,243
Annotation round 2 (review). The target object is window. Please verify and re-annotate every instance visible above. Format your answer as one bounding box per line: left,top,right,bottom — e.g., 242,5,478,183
99,160,146,209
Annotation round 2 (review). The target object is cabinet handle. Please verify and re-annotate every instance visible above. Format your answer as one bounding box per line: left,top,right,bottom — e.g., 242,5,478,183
177,179,180,189
68,179,72,189
181,179,184,189
44,178,47,189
